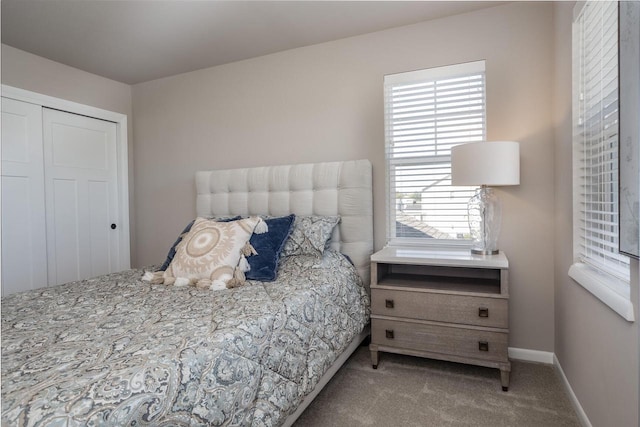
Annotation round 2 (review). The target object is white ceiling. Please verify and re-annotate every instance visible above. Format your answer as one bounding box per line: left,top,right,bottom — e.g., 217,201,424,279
2,1,502,85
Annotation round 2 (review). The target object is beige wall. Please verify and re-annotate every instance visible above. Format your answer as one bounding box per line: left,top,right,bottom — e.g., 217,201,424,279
0,44,136,265
553,3,639,426
133,2,556,352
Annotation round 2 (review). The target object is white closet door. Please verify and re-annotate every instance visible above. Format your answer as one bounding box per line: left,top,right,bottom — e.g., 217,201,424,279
43,108,120,286
1,98,48,296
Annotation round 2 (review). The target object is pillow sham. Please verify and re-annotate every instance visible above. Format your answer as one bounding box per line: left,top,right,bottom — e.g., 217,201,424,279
281,215,340,258
157,216,241,272
145,216,266,290
245,214,295,282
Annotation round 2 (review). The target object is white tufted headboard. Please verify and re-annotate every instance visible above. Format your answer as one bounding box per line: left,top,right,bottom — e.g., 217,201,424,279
195,160,373,286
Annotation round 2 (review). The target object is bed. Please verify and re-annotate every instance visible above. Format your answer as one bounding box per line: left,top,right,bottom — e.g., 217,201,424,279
1,159,373,426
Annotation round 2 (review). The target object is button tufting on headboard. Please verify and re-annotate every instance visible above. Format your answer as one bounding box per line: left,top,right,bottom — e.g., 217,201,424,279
195,160,373,286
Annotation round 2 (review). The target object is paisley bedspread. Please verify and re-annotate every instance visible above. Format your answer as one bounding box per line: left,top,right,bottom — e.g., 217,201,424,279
1,250,370,426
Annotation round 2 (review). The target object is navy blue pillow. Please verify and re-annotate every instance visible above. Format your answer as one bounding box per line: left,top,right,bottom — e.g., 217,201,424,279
246,214,296,282
158,220,194,271
157,216,241,271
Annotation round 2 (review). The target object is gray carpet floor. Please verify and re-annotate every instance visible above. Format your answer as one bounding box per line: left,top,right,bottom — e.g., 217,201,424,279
294,345,580,427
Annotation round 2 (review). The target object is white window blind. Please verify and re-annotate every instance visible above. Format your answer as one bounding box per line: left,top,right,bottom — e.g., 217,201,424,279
384,61,485,245
572,1,630,281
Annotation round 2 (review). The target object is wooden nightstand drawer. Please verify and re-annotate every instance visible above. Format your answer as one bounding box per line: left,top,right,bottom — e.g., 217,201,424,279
371,288,508,328
371,318,508,363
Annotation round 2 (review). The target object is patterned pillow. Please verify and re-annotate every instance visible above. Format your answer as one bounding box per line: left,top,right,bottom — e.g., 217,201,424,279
245,214,296,282
160,216,266,290
157,216,241,272
282,215,340,258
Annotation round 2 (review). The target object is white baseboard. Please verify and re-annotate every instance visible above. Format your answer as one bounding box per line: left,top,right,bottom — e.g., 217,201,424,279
509,348,591,427
554,354,592,427
508,347,554,364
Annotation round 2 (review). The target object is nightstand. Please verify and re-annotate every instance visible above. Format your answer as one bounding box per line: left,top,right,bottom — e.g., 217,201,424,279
369,246,511,391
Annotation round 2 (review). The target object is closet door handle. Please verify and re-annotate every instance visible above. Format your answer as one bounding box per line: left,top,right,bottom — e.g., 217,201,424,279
111,224,117,230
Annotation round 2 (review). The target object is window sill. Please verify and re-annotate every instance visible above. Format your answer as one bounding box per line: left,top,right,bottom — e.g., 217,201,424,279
568,263,634,322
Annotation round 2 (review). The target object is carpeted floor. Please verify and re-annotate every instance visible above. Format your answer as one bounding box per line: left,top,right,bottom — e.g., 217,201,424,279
294,345,580,426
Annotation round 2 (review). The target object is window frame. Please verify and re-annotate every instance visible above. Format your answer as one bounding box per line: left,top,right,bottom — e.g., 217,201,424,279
384,60,486,248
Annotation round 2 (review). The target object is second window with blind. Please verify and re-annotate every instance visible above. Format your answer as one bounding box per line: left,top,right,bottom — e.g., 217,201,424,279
384,60,486,247
569,0,631,319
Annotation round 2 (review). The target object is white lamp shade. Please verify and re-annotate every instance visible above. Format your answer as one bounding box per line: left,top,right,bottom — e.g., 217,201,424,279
451,141,520,186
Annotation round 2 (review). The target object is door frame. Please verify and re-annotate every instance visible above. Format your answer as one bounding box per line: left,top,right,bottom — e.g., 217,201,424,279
1,84,131,271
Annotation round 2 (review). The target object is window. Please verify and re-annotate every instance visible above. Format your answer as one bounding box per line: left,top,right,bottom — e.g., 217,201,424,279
570,1,632,320
384,61,485,246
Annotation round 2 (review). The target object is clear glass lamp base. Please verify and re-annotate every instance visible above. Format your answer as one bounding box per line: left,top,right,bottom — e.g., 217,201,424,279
471,248,500,255
467,186,502,255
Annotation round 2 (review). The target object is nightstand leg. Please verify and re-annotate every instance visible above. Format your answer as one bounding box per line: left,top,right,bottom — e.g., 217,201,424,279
370,345,379,369
500,368,510,391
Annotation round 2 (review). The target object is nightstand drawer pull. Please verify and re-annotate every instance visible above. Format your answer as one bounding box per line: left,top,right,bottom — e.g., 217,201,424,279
478,307,489,318
478,341,489,352
385,299,395,309
385,329,395,339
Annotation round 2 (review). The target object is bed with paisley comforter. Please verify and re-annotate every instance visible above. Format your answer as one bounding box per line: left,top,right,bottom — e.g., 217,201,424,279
1,159,374,426
2,250,369,426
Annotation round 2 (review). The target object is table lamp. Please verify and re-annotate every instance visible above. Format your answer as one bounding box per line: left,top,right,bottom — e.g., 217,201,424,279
451,141,520,255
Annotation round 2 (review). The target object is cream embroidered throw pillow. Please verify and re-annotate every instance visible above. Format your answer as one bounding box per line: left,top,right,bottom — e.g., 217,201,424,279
144,216,267,290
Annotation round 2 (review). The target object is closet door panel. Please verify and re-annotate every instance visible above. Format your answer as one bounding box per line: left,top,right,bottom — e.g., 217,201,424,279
88,180,112,277
51,178,83,285
43,108,119,286
1,98,48,296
